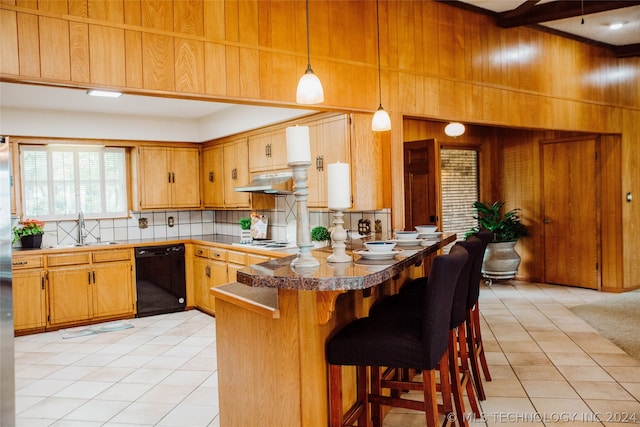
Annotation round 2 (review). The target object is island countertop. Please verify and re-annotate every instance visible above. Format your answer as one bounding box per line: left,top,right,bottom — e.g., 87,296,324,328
235,232,457,291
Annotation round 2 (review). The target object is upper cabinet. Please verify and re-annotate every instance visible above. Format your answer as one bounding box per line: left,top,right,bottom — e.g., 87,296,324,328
133,146,201,210
202,145,225,209
248,130,288,173
223,139,251,209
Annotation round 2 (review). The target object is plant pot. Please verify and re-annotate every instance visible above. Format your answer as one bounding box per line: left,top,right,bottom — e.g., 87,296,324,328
240,229,252,244
20,234,43,249
313,240,328,249
481,241,521,281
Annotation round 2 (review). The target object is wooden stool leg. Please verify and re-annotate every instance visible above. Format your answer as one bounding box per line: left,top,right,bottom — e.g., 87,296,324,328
357,365,369,427
473,305,492,381
371,366,382,427
466,308,486,401
448,331,470,427
422,368,440,427
457,324,481,418
329,364,344,427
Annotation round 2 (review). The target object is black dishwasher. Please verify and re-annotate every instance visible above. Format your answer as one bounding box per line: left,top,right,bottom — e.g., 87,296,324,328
134,244,186,317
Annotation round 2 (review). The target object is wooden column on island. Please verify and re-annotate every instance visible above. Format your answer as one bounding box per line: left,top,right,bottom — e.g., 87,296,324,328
211,235,456,427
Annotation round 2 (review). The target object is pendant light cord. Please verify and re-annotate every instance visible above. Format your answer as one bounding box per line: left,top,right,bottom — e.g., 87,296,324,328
376,0,383,108
305,0,312,70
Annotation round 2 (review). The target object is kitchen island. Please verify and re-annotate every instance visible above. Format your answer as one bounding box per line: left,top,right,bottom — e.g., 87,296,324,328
210,234,456,427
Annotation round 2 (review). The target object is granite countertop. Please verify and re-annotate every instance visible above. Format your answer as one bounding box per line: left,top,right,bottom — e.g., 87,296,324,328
236,233,457,291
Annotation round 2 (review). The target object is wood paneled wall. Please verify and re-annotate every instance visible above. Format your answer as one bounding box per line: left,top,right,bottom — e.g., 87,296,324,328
2,0,639,289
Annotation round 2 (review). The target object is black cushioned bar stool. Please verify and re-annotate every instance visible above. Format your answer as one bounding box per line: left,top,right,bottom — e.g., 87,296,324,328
326,245,468,427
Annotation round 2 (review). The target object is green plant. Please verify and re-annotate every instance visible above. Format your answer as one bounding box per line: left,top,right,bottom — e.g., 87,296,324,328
239,217,252,230
311,225,330,242
468,201,528,242
13,219,45,243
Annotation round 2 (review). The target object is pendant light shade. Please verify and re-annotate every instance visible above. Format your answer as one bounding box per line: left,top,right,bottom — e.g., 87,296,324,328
372,0,390,131
296,0,324,105
372,105,391,131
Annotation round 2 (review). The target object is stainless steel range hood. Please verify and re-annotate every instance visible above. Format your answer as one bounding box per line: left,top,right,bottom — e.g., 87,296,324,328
234,171,294,195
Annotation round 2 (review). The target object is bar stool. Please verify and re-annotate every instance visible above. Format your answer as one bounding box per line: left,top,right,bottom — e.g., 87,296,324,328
366,238,484,425
466,230,493,400
326,245,469,427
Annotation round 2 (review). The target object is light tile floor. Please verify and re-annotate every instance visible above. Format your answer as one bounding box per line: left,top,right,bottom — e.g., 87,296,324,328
13,281,640,426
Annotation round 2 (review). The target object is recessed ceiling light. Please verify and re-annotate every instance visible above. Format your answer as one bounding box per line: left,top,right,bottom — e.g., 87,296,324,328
609,23,624,31
86,90,122,98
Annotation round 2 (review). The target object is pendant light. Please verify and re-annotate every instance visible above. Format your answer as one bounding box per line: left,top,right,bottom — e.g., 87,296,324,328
372,0,391,131
296,0,324,104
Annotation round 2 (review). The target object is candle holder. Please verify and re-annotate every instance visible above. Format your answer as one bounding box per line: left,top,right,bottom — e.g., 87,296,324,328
289,161,320,269
327,208,352,263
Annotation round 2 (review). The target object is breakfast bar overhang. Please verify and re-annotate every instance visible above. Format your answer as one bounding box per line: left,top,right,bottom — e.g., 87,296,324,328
210,234,456,427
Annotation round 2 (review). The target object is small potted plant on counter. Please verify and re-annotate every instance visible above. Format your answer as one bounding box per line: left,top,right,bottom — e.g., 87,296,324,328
311,225,331,248
239,217,252,244
13,218,45,249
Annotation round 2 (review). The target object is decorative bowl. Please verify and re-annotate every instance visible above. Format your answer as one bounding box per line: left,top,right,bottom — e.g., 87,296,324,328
364,241,397,252
394,231,419,240
415,225,438,234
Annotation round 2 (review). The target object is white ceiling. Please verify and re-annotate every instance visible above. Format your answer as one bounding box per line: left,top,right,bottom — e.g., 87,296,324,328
455,1,640,46
0,82,315,142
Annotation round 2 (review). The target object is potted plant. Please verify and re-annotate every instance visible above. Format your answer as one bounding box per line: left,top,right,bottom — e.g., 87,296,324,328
239,217,252,243
13,219,45,249
469,201,528,283
311,225,331,248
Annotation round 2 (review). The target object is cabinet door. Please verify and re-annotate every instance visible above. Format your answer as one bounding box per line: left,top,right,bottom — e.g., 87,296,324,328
138,147,171,209
224,139,250,208
203,145,225,208
248,132,272,172
269,129,288,171
308,115,350,207
227,263,244,283
350,113,384,210
13,270,46,331
193,256,213,312
93,261,134,319
208,259,228,312
171,147,201,208
48,266,93,326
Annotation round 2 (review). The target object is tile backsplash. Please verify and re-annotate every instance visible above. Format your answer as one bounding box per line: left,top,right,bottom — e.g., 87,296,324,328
11,195,391,248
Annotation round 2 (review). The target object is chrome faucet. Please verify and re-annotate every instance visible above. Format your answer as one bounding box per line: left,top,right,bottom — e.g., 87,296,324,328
78,211,87,245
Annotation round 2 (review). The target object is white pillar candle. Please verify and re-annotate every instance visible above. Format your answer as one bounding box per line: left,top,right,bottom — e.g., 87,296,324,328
286,125,311,164
328,162,351,210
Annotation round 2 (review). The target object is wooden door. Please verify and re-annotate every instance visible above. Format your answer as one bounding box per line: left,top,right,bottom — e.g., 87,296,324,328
93,261,134,318
13,270,46,331
171,148,201,208
48,266,93,325
403,139,441,231
193,256,212,312
542,137,599,289
202,145,225,208
139,147,171,208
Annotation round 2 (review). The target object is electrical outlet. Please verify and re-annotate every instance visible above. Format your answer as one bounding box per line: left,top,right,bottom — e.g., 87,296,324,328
138,217,148,229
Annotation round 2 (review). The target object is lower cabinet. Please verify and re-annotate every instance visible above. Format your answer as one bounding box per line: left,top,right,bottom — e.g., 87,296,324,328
12,248,136,332
13,269,46,332
193,245,229,315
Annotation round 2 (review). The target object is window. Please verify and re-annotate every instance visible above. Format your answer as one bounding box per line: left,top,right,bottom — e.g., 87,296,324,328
441,148,479,240
20,145,127,219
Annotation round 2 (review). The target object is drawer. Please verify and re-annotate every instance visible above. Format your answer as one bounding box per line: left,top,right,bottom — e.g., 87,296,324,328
92,249,131,263
227,250,247,266
247,253,271,265
193,245,210,259
210,247,228,261
47,252,91,267
12,254,44,270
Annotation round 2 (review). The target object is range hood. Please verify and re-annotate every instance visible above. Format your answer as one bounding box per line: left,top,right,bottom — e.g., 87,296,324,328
234,171,294,195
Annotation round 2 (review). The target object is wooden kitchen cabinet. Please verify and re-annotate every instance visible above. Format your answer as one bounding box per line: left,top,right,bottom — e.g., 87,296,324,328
193,245,229,315
134,146,201,210
307,115,351,208
202,145,225,208
12,254,46,334
47,249,135,327
223,139,251,208
248,129,288,173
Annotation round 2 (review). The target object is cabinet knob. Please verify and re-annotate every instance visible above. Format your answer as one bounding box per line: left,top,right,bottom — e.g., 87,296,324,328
209,171,214,182
316,155,324,171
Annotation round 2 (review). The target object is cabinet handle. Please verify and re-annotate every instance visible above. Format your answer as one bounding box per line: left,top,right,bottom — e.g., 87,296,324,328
172,172,175,183
92,271,96,283
168,172,172,183
41,276,45,290
265,144,272,158
209,171,214,182
316,155,324,171
196,249,203,256
213,252,220,258
205,265,211,277
231,168,237,180
88,272,91,284
12,260,28,266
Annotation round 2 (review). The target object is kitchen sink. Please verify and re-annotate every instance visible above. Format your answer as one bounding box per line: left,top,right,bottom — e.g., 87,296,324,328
47,241,118,249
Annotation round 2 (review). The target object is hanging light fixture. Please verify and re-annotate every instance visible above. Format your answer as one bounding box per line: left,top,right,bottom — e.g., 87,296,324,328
444,122,466,137
372,0,391,131
296,0,324,104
